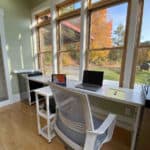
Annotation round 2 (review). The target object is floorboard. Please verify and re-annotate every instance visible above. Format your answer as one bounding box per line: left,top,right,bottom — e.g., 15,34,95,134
0,102,131,150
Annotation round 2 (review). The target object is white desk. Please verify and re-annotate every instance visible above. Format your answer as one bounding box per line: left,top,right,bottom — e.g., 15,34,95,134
28,75,144,106
28,75,51,84
28,75,145,150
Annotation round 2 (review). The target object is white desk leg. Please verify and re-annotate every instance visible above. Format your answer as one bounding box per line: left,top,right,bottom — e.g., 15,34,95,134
131,106,141,150
46,95,51,143
36,93,41,135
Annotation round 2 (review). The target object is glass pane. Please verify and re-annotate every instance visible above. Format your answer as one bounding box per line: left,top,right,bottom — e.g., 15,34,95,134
59,1,81,16
88,49,122,81
135,48,150,84
0,40,8,101
140,0,150,45
39,24,52,52
59,52,80,80
90,3,128,49
60,16,81,51
37,12,51,24
38,52,52,75
91,0,103,4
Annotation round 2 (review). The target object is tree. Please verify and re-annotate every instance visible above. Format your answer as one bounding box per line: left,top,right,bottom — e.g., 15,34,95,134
112,24,125,46
137,41,150,66
137,48,150,66
108,24,125,61
89,9,112,65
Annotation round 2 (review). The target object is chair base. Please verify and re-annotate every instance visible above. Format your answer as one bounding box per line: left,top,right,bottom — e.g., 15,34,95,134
64,145,73,150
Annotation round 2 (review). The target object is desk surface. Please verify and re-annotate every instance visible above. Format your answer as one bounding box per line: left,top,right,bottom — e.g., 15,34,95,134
34,86,53,97
28,75,145,107
28,75,50,84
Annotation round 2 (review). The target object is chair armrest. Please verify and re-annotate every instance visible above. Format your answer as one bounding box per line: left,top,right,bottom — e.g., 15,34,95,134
88,113,116,135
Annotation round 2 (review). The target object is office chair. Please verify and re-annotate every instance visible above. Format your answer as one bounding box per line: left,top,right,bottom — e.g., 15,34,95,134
49,82,116,150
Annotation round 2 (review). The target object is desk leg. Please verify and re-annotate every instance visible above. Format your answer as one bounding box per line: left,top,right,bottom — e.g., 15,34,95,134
35,93,41,135
131,106,141,150
46,95,51,142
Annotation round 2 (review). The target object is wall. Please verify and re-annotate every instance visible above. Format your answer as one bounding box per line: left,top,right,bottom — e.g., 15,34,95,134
0,0,34,97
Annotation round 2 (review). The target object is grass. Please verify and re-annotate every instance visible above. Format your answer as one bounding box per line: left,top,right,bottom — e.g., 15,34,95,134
135,70,150,84
90,66,120,81
90,66,150,84
45,63,150,84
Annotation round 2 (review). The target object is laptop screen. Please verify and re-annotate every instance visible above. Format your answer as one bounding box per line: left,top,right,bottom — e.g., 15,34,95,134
83,70,104,86
52,74,66,86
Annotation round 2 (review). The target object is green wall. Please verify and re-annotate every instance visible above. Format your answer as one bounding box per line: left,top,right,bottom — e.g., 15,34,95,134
0,0,34,94
29,0,44,8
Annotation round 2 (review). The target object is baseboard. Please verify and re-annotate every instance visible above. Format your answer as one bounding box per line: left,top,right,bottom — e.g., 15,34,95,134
91,106,135,131
0,93,27,108
20,92,28,100
0,100,11,108
12,93,21,104
0,94,20,108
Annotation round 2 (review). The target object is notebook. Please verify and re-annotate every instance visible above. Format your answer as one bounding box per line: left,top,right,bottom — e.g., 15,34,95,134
75,70,104,91
51,74,66,86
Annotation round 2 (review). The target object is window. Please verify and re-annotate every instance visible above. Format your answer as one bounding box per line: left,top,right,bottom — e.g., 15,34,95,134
90,0,107,5
135,0,150,84
58,1,81,16
87,1,128,82
57,0,81,80
35,10,52,75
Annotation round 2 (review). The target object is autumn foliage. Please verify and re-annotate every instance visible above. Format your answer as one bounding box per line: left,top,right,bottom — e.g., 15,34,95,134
89,9,113,65
90,9,112,49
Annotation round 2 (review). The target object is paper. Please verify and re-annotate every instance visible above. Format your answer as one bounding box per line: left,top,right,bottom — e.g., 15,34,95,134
107,88,126,100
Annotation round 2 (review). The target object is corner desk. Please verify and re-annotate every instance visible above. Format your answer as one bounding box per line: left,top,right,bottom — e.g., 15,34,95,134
28,75,145,150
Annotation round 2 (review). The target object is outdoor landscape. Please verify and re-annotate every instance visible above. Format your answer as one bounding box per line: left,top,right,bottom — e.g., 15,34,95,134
40,2,150,84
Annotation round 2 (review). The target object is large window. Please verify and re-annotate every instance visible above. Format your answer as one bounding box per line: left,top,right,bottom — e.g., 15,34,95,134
135,0,150,84
87,1,128,82
36,10,52,75
57,0,81,80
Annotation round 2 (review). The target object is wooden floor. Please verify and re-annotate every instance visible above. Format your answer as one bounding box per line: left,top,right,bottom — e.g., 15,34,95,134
0,102,131,150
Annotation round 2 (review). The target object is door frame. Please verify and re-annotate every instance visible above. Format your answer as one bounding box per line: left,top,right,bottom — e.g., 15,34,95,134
0,8,12,107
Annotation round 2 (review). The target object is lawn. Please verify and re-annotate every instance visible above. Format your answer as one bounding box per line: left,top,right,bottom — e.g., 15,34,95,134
50,65,150,84
135,70,150,84
89,66,150,84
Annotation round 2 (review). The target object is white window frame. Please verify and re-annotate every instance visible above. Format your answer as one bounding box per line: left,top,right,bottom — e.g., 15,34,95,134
0,8,12,107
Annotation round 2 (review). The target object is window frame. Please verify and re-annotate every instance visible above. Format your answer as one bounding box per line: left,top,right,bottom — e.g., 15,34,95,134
130,0,150,87
56,0,81,76
56,0,81,20
35,9,53,74
86,0,130,86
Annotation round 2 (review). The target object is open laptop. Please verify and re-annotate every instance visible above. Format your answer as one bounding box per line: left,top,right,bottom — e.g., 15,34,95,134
75,70,104,91
51,74,66,86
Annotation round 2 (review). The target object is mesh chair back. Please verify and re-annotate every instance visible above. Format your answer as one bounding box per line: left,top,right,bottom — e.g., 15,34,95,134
49,82,94,146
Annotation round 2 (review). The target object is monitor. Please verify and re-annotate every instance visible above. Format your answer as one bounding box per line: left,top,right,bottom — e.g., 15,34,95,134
83,70,104,86
51,74,66,86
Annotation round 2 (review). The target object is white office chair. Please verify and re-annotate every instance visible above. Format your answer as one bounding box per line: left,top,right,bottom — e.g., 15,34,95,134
49,82,116,150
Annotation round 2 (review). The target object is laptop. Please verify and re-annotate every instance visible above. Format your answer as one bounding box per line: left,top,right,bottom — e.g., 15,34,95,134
51,74,66,86
75,70,104,91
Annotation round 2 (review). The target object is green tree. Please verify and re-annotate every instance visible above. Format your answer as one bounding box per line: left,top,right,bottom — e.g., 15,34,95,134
113,24,125,46
109,24,125,61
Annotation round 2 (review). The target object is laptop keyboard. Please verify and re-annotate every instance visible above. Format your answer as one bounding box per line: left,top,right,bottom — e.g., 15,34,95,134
76,84,100,91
